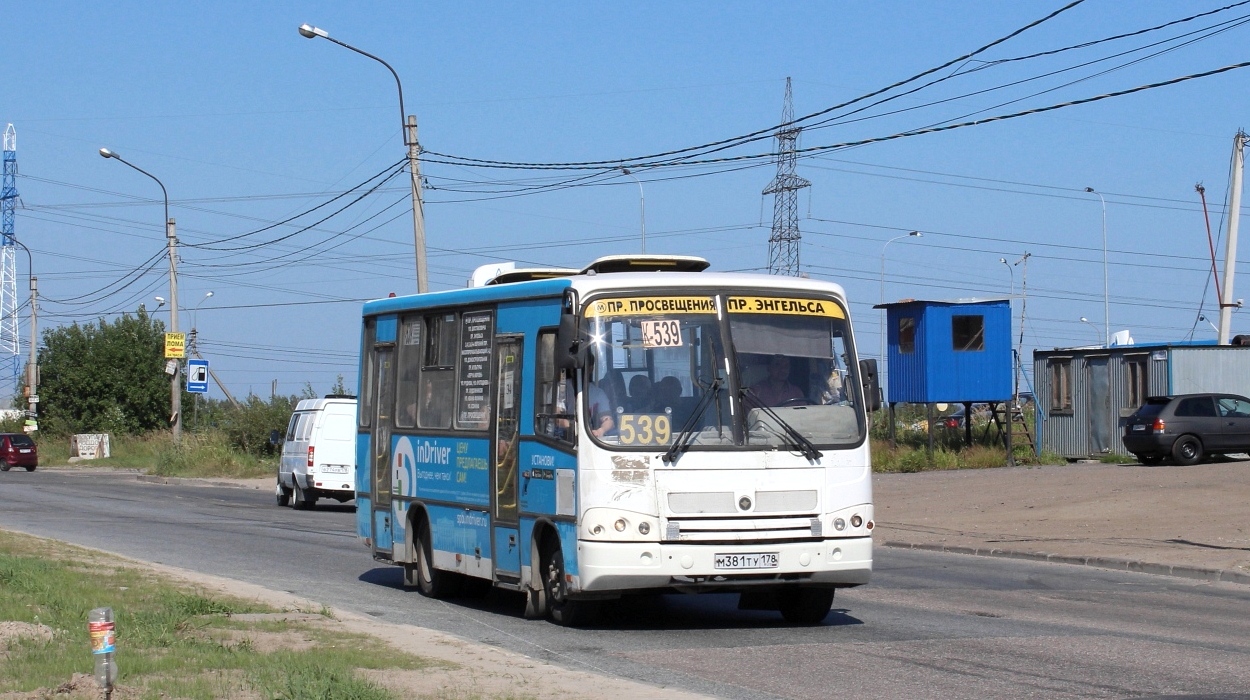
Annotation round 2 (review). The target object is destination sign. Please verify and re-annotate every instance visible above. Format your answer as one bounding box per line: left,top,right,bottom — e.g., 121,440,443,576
585,296,716,317
726,296,844,318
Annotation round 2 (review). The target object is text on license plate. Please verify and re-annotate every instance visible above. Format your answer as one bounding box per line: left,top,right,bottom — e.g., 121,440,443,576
714,552,779,570
18,449,30,453
322,465,348,473
1131,425,1146,432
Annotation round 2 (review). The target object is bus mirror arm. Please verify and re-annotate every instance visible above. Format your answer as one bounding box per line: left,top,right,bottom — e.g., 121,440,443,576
859,359,881,412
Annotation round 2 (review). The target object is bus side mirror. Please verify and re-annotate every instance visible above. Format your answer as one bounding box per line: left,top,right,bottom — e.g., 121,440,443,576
859,359,881,412
555,313,585,371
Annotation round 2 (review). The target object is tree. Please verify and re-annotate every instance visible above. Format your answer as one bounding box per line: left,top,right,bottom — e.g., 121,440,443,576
38,309,186,434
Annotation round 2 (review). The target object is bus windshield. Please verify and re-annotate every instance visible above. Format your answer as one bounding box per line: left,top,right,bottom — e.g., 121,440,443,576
584,292,864,451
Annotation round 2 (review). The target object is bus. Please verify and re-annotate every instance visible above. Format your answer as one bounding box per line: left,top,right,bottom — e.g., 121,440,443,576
356,255,879,625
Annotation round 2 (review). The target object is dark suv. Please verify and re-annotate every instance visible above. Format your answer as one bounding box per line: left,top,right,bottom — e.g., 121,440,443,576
0,433,37,471
1123,393,1250,466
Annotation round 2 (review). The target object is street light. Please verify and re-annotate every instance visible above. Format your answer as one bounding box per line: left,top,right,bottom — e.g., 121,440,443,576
1079,317,1102,347
191,291,213,353
620,168,646,253
1085,187,1109,346
101,147,181,440
299,23,428,293
999,257,1014,298
879,231,922,364
1198,314,1220,335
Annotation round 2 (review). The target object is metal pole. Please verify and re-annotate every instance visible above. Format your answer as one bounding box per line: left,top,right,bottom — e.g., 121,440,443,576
99,149,180,440
28,275,35,421
1219,131,1246,344
1085,188,1109,345
621,168,646,253
299,25,427,292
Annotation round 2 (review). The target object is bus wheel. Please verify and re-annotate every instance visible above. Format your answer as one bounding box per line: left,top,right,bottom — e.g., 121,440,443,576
778,588,834,625
542,540,596,626
275,478,291,507
416,518,458,599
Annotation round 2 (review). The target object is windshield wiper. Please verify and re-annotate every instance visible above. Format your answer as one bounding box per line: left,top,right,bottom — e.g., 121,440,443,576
740,388,823,461
662,377,723,465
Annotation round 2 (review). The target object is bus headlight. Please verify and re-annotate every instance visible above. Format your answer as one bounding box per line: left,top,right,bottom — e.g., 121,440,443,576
833,518,846,531
638,522,650,535
850,515,863,528
582,508,660,541
614,518,628,532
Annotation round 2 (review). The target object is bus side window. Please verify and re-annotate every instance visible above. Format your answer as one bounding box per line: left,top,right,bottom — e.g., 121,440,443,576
395,315,422,428
535,330,575,445
358,320,375,428
419,313,457,429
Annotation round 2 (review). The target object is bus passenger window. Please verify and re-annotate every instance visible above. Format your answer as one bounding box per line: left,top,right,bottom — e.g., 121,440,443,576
419,313,457,429
535,330,575,444
395,316,421,428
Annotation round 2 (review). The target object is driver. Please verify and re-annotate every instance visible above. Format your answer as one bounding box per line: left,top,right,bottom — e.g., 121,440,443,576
750,354,805,407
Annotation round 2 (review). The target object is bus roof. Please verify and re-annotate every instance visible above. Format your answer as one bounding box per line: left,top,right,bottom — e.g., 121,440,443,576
362,268,849,317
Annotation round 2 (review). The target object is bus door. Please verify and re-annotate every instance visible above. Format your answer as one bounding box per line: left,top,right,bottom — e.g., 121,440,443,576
371,346,396,557
492,335,523,580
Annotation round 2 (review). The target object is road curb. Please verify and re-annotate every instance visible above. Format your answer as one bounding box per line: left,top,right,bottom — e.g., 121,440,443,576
134,474,270,490
882,540,1250,587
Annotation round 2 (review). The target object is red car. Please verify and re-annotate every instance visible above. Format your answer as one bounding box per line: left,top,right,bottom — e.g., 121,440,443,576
0,433,37,471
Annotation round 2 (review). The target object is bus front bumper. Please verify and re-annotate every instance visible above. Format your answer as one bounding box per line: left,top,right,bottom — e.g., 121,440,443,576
574,537,872,593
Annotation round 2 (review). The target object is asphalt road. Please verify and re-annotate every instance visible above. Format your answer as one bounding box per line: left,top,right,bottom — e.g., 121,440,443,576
2,469,1249,700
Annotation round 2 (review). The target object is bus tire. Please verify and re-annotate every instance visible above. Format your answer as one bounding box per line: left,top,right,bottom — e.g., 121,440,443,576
416,517,459,599
541,539,596,626
778,587,834,625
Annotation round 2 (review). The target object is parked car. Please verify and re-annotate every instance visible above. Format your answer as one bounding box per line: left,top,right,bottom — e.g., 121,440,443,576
0,433,37,471
1122,393,1250,466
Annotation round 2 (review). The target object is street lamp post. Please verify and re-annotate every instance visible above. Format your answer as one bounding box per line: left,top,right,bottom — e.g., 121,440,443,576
100,148,181,441
1079,317,1102,347
1084,187,1109,346
299,23,428,293
620,168,646,253
999,257,1014,298
11,238,36,428
879,231,922,364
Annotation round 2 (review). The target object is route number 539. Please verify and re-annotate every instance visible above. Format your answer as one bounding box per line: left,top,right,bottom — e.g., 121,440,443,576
617,414,671,446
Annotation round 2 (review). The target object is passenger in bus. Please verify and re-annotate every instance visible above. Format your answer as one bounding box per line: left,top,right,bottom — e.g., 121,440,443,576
650,376,683,413
750,354,805,407
627,374,653,412
587,380,616,438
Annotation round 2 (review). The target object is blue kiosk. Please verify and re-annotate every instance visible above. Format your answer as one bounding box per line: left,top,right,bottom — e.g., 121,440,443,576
874,298,1017,460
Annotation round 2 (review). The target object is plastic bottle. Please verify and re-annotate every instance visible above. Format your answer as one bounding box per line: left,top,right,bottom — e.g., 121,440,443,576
88,607,117,693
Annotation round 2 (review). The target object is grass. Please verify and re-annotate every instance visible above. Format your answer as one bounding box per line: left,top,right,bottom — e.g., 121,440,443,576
0,530,443,699
36,429,276,479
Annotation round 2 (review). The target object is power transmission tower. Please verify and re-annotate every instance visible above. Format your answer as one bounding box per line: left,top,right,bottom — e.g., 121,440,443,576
763,78,810,276
1,125,19,406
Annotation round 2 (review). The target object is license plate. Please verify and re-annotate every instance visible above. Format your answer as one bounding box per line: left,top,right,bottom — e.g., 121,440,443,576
321,465,348,474
1131,425,1146,432
714,552,779,570
18,449,30,453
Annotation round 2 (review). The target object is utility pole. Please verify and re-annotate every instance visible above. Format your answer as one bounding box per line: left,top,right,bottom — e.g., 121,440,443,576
167,217,180,439
407,115,429,293
27,275,35,424
1219,130,1246,344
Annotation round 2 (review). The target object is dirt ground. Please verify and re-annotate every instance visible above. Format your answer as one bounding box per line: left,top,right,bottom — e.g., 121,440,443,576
24,462,1247,698
873,459,1250,577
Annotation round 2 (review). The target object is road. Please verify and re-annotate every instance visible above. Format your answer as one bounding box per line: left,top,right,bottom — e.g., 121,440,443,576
2,469,1249,700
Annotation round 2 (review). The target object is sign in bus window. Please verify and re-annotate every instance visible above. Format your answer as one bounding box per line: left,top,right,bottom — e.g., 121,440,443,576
640,320,682,348
617,414,672,446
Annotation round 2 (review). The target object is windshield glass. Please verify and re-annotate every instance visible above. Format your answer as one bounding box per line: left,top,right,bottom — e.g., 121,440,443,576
727,295,863,448
585,295,733,449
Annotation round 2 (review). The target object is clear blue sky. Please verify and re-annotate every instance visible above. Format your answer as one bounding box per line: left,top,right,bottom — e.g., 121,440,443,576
7,1,1250,401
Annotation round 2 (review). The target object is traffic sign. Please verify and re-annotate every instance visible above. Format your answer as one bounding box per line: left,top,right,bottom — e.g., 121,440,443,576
187,359,209,394
164,332,186,358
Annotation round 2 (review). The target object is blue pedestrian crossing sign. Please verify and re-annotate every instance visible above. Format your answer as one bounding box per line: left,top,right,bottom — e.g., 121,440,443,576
187,359,210,394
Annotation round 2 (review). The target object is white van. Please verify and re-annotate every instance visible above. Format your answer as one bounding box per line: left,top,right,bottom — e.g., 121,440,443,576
276,396,357,509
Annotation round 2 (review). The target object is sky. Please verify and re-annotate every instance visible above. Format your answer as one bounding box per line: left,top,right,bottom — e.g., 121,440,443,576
6,1,1250,403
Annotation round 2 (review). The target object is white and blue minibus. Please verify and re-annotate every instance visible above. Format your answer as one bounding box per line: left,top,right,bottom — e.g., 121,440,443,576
356,255,879,625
